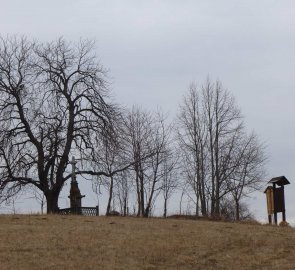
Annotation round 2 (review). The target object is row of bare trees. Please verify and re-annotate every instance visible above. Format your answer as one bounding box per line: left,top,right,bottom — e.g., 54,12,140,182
95,107,178,217
0,36,265,220
177,81,265,220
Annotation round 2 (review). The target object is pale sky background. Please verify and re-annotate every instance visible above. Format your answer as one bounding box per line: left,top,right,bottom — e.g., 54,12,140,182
0,0,295,223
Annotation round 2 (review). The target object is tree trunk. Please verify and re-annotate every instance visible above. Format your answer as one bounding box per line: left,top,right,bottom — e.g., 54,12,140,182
140,171,145,217
196,181,200,216
45,190,60,214
179,190,185,215
144,208,150,217
200,146,207,216
163,197,167,218
215,192,220,217
123,197,127,216
236,200,240,221
41,199,44,215
135,167,141,216
106,176,114,215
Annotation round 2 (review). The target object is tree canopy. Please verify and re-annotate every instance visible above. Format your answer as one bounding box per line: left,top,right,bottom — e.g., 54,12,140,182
0,36,266,219
0,36,118,213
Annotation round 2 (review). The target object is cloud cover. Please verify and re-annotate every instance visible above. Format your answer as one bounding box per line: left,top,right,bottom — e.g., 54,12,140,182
1,0,295,220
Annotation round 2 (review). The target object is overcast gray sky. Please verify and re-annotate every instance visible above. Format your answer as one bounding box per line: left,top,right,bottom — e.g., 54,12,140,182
1,0,295,222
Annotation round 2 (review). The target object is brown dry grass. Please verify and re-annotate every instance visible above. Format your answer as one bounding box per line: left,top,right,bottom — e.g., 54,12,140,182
0,215,295,269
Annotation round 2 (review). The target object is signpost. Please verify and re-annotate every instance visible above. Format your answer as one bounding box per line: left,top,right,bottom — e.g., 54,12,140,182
264,176,290,225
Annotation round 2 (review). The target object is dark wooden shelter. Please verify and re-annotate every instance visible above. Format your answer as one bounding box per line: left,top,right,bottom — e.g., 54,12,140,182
264,176,290,225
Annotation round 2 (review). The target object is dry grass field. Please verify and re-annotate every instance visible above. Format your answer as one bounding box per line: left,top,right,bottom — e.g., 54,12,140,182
0,215,295,270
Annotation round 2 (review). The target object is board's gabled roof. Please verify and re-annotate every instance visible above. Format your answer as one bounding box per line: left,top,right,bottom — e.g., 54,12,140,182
267,176,290,186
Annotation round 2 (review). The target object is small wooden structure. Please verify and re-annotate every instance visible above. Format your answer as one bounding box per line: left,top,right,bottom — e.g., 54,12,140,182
58,157,98,216
264,176,290,225
68,157,85,214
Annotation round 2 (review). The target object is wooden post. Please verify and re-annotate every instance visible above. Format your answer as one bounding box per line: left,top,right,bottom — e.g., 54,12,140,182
273,183,277,225
96,205,99,216
268,214,272,224
282,185,286,222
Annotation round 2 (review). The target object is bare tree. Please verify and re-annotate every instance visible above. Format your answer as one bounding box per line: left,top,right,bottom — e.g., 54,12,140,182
93,129,127,216
0,36,121,213
177,78,265,219
161,149,178,217
123,106,154,216
115,170,131,216
202,79,243,216
178,85,208,216
143,112,172,217
227,133,266,220
123,107,172,217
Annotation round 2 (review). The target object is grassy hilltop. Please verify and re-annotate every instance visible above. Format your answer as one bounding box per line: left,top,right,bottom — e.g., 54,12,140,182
0,215,294,270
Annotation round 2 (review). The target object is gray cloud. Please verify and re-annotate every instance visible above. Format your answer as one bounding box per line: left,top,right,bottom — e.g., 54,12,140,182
1,0,295,221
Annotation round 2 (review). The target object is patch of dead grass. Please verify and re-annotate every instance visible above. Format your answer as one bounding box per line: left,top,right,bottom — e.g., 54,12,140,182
0,215,294,269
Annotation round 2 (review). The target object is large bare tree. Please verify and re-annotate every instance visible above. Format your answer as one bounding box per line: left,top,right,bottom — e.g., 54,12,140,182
123,106,153,217
123,107,172,217
177,78,265,218
0,36,120,213
178,84,208,216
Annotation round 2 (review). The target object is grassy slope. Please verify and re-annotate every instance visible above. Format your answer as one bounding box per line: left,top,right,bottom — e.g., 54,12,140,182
0,215,294,270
